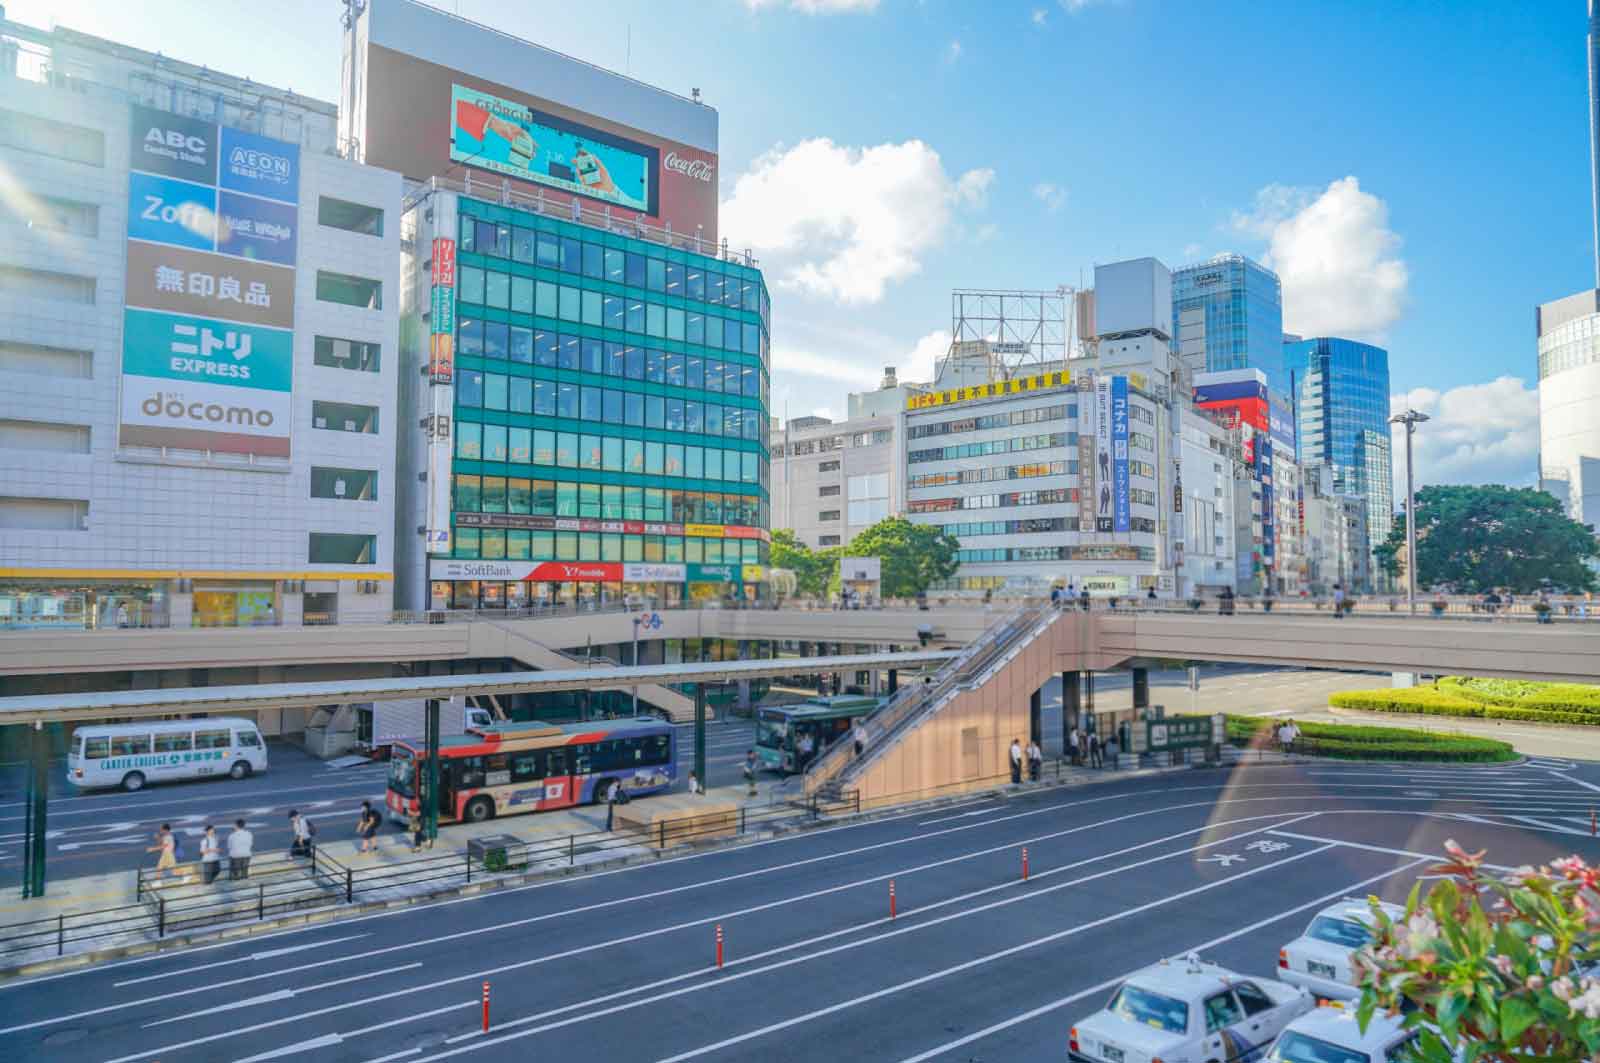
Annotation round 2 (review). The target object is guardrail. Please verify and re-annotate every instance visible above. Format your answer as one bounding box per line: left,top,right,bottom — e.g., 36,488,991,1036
0,790,860,965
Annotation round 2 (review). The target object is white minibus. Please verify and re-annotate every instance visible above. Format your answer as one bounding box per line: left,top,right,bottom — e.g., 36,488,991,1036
67,717,269,791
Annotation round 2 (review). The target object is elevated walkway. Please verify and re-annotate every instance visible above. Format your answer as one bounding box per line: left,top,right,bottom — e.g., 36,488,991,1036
473,621,698,722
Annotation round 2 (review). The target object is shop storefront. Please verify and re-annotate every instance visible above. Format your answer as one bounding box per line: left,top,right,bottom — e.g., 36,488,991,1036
429,561,697,610
0,579,170,630
192,581,279,627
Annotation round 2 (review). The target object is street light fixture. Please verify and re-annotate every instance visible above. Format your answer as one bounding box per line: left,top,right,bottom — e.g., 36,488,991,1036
1388,409,1431,615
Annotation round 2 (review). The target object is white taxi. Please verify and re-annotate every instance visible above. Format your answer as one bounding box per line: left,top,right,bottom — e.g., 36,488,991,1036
1070,954,1314,1063
1264,1003,1416,1063
1278,898,1404,1001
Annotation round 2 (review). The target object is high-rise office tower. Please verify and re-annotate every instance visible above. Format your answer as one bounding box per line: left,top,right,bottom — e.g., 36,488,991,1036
1590,0,1600,283
1172,254,1288,396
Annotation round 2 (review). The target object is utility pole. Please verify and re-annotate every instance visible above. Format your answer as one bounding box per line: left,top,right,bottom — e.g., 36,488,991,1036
1388,409,1430,616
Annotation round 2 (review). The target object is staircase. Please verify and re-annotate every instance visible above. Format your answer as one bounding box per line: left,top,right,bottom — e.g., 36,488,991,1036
482,622,701,722
805,602,1057,799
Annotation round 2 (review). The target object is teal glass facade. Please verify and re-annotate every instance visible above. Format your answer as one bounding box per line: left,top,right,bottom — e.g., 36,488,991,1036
444,197,771,600
1172,255,1287,396
1282,336,1393,554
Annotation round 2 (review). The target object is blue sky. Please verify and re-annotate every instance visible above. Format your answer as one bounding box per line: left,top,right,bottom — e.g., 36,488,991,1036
13,0,1591,490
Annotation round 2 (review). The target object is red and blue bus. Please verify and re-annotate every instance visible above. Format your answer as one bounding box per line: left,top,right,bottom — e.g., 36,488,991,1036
385,718,676,825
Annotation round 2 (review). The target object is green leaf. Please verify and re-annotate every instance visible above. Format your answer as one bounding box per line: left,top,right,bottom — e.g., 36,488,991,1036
1499,995,1540,1044
1437,988,1469,1041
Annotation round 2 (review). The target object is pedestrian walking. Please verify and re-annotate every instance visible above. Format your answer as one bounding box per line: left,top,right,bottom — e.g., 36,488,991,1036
1068,728,1081,766
604,777,622,832
408,809,426,853
688,771,703,795
199,824,222,884
1009,737,1022,784
1278,719,1300,756
853,722,867,758
743,749,759,797
1026,739,1042,782
1079,587,1091,612
1332,584,1346,618
227,818,253,880
356,801,380,853
288,810,315,859
1088,731,1103,769
147,823,178,882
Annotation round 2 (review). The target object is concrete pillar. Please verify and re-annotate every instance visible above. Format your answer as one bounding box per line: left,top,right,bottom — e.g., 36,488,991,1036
1084,673,1096,733
888,669,898,695
1029,688,1042,746
1062,671,1080,740
1132,667,1150,715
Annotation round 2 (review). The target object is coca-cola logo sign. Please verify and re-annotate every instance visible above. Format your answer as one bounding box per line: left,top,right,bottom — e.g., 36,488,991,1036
664,151,714,183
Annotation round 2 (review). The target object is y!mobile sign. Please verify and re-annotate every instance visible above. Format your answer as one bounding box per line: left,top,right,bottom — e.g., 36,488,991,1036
120,105,300,459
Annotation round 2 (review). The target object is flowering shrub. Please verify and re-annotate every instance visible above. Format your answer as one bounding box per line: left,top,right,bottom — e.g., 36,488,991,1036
1355,841,1600,1061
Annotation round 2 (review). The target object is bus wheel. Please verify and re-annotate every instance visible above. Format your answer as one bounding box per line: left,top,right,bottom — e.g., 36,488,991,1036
464,796,495,823
121,771,146,792
229,761,251,780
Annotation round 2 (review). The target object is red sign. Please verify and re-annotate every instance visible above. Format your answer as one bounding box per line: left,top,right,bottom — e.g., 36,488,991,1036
1197,396,1268,433
525,562,622,583
431,237,456,287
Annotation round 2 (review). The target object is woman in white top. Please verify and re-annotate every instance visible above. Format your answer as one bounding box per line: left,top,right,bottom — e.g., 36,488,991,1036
200,824,222,884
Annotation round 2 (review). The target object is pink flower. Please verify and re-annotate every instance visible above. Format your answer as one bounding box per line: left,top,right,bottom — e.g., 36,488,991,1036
1553,976,1577,1002
1528,974,1546,990
1493,955,1515,977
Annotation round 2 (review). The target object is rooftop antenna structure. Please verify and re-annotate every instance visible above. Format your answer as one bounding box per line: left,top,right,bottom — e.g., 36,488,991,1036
948,287,1072,383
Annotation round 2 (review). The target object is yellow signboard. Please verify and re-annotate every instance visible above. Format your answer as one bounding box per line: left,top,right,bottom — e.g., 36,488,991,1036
906,369,1072,411
740,564,767,583
684,523,723,538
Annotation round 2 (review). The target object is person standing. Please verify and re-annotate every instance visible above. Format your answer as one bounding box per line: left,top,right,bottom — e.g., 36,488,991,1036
743,750,759,797
147,824,178,882
227,818,253,880
1088,730,1103,769
1332,584,1346,618
1068,728,1080,766
1009,738,1022,784
797,731,815,771
853,722,867,758
288,810,314,859
356,801,380,854
1278,719,1301,756
687,771,703,795
604,778,622,832
408,808,426,853
200,824,222,884
1026,739,1042,782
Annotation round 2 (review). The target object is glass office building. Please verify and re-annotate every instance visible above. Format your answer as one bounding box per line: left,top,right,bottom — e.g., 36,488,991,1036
1282,337,1394,572
409,195,772,611
1172,255,1288,396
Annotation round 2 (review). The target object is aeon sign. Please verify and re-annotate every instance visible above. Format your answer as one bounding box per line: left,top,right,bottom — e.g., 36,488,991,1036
664,151,714,183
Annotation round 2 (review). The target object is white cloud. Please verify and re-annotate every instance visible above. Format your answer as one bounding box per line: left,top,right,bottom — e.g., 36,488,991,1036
1031,8,1048,26
1389,377,1540,501
1032,181,1067,213
1058,0,1110,11
770,344,880,388
743,0,879,12
944,39,963,63
721,138,995,304
1181,242,1203,260
1233,176,1408,339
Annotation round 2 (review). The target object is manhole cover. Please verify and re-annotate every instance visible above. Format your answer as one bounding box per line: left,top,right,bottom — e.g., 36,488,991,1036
43,1029,87,1046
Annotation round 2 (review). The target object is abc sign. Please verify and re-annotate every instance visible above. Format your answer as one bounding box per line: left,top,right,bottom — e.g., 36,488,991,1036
146,126,207,155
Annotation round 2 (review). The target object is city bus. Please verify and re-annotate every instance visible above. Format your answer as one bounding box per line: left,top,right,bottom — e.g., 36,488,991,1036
385,717,676,825
67,717,268,791
755,695,879,775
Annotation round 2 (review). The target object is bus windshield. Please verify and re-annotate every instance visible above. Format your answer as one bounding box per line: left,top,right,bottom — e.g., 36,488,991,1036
388,751,416,798
756,713,787,750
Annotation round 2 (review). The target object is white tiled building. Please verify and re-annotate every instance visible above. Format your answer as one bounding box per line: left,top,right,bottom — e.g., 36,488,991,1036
770,409,900,549
0,18,401,629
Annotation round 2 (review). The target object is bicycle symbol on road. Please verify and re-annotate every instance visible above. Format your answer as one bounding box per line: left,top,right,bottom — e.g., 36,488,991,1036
637,612,663,630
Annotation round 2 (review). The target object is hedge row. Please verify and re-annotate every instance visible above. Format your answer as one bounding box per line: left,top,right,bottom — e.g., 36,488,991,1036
1330,689,1600,728
1218,714,1515,763
1436,676,1600,715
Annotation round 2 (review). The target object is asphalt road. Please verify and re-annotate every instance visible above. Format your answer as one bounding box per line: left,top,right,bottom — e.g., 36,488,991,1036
6,755,1600,1063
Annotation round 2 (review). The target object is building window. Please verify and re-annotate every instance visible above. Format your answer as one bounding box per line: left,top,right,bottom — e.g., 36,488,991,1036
315,270,382,309
0,108,104,165
0,419,90,454
310,467,377,501
11,196,98,237
0,496,88,531
311,400,378,434
317,196,384,237
313,336,380,373
0,341,93,378
308,533,376,565
818,460,840,472
818,485,841,497
818,535,841,546
0,266,94,304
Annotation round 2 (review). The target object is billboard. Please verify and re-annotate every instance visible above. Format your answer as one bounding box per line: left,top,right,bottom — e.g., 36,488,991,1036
1077,372,1098,533
450,84,656,215
1111,376,1130,533
350,0,718,239
1094,377,1113,532
120,104,299,459
429,237,456,383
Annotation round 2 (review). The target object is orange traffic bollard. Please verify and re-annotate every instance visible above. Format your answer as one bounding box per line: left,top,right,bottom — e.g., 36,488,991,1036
716,923,724,968
1022,846,1029,881
890,879,896,920
482,980,490,1032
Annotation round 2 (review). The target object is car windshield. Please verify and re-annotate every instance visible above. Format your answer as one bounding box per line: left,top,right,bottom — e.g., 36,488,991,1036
1107,984,1188,1034
1267,1031,1370,1063
756,715,787,749
388,752,416,797
1306,916,1373,949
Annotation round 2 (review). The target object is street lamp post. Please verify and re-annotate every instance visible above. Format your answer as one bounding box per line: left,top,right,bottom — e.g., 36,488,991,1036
630,615,641,717
1388,409,1430,616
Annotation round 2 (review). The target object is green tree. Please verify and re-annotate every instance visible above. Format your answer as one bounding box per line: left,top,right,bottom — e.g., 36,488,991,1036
1356,841,1600,1062
768,529,835,598
841,516,960,599
1376,485,1598,593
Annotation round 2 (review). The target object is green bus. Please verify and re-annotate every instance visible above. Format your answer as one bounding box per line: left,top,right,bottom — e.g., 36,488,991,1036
755,695,880,775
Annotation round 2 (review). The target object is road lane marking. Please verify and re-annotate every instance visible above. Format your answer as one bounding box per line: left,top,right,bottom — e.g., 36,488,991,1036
1267,829,1519,870
1552,769,1600,793
0,777,389,821
1507,815,1600,838
892,856,1431,1063
135,963,423,1032
231,1001,478,1063
114,934,371,987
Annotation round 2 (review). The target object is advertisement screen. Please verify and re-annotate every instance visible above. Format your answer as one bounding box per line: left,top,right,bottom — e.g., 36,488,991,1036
450,84,656,215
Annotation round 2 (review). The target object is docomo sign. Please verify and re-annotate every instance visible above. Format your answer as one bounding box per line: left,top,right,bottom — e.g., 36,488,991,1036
663,151,714,183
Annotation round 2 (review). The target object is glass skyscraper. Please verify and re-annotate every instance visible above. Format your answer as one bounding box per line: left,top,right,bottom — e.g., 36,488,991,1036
435,198,771,610
1282,337,1394,570
1172,254,1288,396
